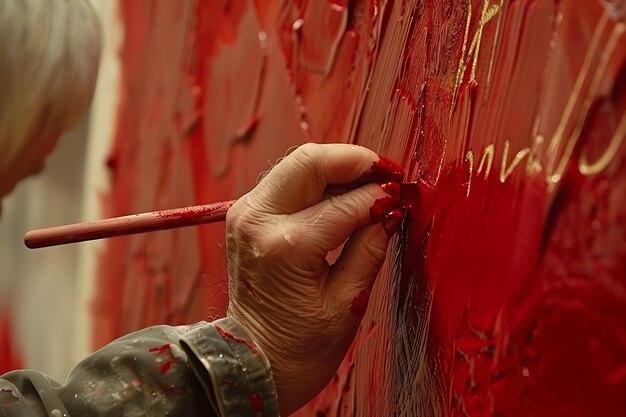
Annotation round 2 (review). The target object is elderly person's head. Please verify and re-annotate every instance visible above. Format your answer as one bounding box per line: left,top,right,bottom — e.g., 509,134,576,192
0,0,101,199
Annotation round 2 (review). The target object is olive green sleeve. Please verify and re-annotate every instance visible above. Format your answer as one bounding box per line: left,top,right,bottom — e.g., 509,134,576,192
0,319,279,417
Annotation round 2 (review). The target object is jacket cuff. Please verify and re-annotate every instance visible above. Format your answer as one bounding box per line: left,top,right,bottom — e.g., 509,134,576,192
180,317,280,417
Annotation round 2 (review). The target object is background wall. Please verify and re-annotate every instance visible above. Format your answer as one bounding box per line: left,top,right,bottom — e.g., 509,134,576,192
0,118,88,379
0,0,121,380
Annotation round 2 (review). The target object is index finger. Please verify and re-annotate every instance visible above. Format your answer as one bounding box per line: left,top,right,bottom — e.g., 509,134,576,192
248,143,404,214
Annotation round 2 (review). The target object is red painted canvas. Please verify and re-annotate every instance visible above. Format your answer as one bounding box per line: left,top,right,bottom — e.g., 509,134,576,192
96,1,626,416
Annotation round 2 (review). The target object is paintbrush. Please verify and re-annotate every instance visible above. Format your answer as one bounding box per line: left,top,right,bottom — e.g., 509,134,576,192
24,200,236,249
24,183,423,249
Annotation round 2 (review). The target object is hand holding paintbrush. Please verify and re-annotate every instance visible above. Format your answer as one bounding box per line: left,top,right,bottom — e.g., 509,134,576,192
22,143,415,416
24,152,417,249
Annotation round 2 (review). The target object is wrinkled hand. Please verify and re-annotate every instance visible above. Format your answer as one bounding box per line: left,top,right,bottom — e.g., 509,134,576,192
226,143,405,415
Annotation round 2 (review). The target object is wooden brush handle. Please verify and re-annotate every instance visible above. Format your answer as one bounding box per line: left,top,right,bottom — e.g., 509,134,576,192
24,200,236,249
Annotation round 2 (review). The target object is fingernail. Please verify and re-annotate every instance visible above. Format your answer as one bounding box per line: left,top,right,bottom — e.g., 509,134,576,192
370,182,400,223
359,155,405,183
382,210,403,236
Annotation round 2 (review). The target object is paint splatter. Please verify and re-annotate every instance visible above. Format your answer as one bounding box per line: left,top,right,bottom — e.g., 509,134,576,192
214,325,258,354
250,391,263,413
149,344,176,374
350,290,369,316
242,279,258,298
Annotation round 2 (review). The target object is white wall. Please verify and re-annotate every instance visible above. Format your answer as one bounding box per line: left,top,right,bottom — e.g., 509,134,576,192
0,0,121,381
0,119,88,380
74,0,123,366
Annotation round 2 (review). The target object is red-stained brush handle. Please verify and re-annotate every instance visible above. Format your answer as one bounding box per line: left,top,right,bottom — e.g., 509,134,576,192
24,200,237,249
24,182,423,249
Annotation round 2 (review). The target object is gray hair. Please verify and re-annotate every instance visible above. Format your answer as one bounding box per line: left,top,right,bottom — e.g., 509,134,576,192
0,0,102,184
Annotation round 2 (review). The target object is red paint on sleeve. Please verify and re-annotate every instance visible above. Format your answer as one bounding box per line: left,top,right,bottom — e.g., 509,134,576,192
250,391,263,413
214,324,258,354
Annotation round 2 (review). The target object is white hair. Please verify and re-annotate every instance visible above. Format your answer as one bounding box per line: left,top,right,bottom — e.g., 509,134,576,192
0,0,101,193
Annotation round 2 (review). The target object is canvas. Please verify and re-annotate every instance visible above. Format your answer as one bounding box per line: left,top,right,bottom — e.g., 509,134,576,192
94,1,626,416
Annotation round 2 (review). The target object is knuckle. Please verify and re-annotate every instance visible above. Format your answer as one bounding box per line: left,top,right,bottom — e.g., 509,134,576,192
225,200,246,228
295,142,322,158
226,202,263,244
290,143,322,169
228,209,293,261
226,203,256,241
233,213,262,241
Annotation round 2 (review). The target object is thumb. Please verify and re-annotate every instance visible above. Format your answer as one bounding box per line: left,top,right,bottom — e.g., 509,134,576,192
326,210,403,317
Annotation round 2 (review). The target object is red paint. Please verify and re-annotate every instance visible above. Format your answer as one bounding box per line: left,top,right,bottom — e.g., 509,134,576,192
148,344,172,354
100,1,626,416
328,0,349,10
369,198,397,223
350,290,370,316
370,181,401,222
379,181,401,198
214,324,258,353
157,382,187,397
360,157,406,183
250,391,263,413
149,343,176,374
382,209,403,236
396,181,430,210
235,115,260,141
159,360,172,374
394,85,419,113
242,279,258,298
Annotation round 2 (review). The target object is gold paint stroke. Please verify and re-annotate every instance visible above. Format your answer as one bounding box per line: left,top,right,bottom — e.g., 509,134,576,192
464,143,493,197
526,134,544,175
459,11,623,195
453,0,473,109
469,1,501,81
465,150,474,196
545,14,608,171
452,0,502,109
476,143,494,179
579,110,626,175
486,0,504,89
464,138,541,197
500,139,531,183
549,20,625,182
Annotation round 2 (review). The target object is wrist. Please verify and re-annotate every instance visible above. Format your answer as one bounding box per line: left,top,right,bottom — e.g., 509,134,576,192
227,307,340,416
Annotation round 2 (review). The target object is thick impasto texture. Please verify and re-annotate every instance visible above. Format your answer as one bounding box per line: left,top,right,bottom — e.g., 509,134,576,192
96,1,626,416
